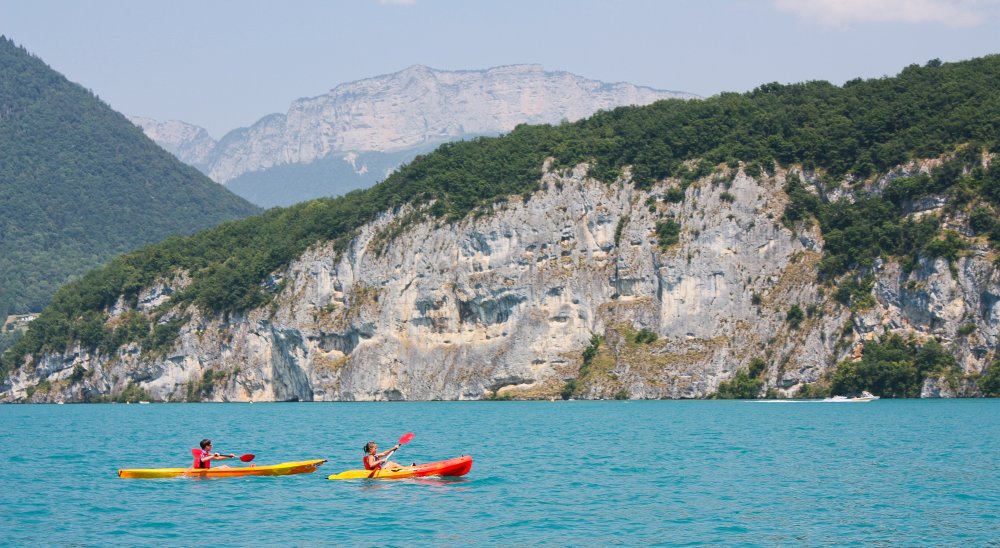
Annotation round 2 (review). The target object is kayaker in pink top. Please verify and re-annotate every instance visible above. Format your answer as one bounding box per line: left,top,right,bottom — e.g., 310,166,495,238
193,439,235,469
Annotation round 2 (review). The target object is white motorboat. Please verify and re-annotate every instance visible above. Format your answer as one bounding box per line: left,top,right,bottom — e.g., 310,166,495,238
823,391,879,402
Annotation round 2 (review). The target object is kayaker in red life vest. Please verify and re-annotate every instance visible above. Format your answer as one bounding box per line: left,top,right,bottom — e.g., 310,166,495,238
193,439,236,469
363,441,404,470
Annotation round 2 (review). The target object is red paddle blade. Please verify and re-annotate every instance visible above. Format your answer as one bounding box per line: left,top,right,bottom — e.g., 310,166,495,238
240,454,255,462
398,432,414,445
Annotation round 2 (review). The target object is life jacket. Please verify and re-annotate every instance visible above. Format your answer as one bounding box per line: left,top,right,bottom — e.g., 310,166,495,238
363,454,380,471
192,448,210,469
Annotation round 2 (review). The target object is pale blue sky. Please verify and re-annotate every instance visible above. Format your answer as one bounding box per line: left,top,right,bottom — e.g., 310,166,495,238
2,0,998,137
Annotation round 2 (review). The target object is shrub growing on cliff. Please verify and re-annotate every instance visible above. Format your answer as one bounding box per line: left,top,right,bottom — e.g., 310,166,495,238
562,335,607,400
786,305,805,328
923,230,967,275
0,329,20,357
633,328,658,344
664,187,685,203
69,364,85,383
581,335,602,367
614,215,629,247
145,317,187,355
795,382,829,399
713,370,763,399
979,361,1000,396
781,175,821,229
186,369,219,402
830,335,958,397
834,276,876,310
655,220,682,249
560,379,578,400
969,207,997,235
713,357,767,399
113,383,150,404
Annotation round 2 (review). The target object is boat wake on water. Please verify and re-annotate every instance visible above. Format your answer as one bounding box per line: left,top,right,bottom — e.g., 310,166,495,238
822,391,880,403
748,400,822,403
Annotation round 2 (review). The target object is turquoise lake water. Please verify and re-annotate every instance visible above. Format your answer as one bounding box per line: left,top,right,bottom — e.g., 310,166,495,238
1,400,997,546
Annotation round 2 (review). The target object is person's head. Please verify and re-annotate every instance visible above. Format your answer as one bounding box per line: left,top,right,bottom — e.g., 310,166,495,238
200,439,212,450
364,441,377,455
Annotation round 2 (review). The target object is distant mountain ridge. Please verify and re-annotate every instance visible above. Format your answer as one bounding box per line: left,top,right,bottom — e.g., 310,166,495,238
132,64,695,206
0,37,260,320
128,116,216,166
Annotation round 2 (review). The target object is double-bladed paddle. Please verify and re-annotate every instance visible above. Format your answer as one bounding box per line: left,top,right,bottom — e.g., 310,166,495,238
192,448,255,463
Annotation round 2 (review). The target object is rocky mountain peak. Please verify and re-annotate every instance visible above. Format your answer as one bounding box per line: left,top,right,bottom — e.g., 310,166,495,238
127,116,217,167
133,64,696,187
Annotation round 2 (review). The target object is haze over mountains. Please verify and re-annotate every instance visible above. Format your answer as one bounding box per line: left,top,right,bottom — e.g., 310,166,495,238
132,64,696,207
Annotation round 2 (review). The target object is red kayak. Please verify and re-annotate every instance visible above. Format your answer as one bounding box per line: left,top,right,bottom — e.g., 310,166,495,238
326,455,472,480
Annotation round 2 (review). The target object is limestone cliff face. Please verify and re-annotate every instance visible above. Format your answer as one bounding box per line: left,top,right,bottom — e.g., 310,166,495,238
4,164,996,403
133,65,694,184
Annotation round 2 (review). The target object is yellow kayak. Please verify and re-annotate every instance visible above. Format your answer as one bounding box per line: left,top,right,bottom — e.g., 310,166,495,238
118,459,327,479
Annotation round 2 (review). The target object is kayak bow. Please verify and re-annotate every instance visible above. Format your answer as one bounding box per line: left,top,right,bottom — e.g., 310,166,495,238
118,459,327,479
327,455,472,480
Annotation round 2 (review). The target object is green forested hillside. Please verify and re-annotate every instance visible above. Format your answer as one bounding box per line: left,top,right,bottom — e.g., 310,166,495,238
4,54,1000,379
0,37,260,322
